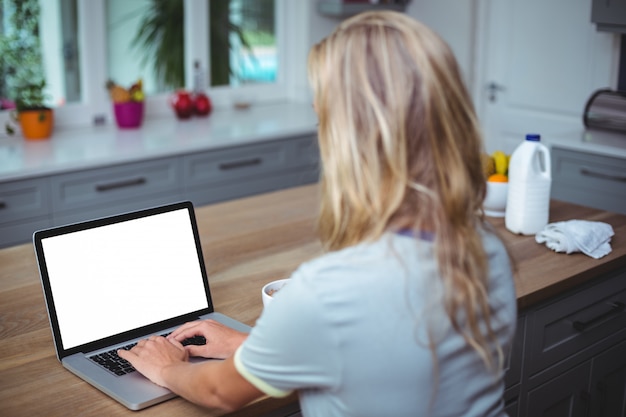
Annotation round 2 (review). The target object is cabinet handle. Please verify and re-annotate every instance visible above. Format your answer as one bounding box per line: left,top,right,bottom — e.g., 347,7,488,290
572,301,625,332
0,201,6,209
219,158,262,170
580,167,626,182
95,177,147,192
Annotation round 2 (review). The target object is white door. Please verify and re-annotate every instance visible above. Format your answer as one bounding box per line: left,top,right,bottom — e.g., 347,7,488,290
473,0,618,154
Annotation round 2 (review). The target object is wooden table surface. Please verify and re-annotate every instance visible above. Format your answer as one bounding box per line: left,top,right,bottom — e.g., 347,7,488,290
1,183,625,416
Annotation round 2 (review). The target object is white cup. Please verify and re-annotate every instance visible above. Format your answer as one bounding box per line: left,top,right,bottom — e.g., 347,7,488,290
261,278,289,307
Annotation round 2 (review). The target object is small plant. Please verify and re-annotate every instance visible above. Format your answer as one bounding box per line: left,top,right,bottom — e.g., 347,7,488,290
14,80,49,112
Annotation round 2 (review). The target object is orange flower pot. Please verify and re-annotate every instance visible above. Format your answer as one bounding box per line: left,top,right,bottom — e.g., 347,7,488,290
19,109,54,140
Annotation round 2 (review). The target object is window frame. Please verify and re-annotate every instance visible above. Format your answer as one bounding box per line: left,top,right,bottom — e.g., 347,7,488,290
0,0,309,134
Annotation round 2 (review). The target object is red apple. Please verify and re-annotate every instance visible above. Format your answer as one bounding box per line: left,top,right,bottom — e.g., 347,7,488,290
194,93,212,116
171,90,194,119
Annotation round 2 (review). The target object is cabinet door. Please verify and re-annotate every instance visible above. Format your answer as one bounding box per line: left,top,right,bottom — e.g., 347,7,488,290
589,340,626,417
475,0,614,153
0,178,50,224
0,178,52,247
526,361,591,417
526,270,626,376
504,387,520,417
591,0,626,30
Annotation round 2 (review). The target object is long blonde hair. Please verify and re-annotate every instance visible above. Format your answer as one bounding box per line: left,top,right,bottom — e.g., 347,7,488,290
308,11,500,370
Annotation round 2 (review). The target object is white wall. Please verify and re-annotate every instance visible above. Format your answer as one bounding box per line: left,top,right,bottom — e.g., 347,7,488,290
305,1,476,90
405,1,476,89
304,1,620,112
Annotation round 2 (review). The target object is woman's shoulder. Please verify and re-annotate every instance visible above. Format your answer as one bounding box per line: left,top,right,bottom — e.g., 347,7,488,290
303,233,427,267
293,233,435,291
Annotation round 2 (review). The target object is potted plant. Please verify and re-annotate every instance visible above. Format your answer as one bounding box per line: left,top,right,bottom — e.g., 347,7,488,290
0,0,54,140
10,80,54,140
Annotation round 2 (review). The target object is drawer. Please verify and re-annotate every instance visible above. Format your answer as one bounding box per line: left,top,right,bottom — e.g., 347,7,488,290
50,158,180,212
183,140,289,188
526,269,626,375
551,148,626,215
552,148,626,195
287,134,320,168
186,165,319,206
0,217,53,248
0,178,50,224
52,193,182,227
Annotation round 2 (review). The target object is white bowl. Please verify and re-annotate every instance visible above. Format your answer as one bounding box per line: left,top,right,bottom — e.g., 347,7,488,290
261,278,290,307
484,181,508,217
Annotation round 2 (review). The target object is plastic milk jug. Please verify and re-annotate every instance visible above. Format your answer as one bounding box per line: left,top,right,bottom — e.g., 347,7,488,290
505,134,552,235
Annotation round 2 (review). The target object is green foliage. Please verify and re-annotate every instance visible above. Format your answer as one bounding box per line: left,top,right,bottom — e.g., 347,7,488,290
15,80,48,111
131,0,267,89
131,0,185,89
243,30,276,47
0,0,49,111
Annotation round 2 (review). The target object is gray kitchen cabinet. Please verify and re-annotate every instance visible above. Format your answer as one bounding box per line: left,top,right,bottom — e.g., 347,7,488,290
526,362,591,417
551,147,626,215
525,269,626,378
591,0,626,33
504,393,519,417
588,339,626,417
0,178,52,247
50,157,182,226
505,316,525,387
183,134,319,206
508,267,626,416
0,134,319,249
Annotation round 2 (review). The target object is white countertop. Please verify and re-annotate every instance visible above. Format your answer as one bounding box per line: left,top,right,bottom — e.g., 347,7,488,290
0,101,318,182
546,129,626,159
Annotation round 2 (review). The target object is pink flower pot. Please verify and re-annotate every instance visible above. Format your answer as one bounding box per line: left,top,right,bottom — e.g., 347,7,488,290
114,101,144,129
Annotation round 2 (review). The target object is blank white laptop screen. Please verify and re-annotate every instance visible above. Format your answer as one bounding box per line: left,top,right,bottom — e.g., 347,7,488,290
40,208,210,350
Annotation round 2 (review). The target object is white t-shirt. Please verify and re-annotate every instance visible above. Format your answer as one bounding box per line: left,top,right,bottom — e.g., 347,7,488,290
235,229,517,417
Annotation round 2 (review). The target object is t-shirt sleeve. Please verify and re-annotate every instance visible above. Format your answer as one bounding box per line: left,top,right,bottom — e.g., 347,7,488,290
234,265,341,397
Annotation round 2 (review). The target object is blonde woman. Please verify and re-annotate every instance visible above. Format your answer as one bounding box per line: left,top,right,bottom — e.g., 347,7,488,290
120,11,516,416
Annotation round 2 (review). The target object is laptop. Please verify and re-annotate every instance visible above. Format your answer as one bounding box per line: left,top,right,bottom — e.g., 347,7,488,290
33,201,251,410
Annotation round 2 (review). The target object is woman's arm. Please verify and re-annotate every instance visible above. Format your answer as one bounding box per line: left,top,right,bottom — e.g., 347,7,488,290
119,335,264,411
119,319,260,411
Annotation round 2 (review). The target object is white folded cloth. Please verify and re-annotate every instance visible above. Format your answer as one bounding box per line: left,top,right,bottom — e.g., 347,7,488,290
535,220,615,259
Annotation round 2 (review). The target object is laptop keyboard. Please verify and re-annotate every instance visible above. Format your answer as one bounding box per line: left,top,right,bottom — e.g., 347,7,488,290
90,342,138,376
89,334,207,376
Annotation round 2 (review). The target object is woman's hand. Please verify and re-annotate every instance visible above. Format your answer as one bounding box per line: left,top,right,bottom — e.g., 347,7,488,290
119,330,263,410
167,319,248,359
118,336,188,387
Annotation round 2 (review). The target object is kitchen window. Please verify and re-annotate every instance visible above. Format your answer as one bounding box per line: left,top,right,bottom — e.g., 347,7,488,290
0,0,305,133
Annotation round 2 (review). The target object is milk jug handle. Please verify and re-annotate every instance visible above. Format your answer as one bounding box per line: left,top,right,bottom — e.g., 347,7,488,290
538,144,551,178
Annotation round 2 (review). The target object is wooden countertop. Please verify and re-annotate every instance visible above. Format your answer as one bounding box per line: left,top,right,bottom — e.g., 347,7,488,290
1,184,625,416
488,204,626,309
